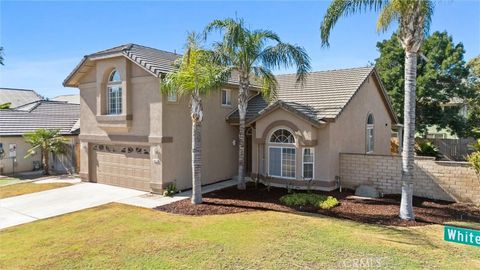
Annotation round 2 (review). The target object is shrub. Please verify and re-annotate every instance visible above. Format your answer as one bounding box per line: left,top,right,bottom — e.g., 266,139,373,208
280,193,339,210
415,141,439,158
163,183,177,197
467,151,480,176
318,196,340,210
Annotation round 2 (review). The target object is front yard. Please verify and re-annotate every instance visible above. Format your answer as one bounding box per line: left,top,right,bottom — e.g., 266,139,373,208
1,203,478,269
0,182,72,199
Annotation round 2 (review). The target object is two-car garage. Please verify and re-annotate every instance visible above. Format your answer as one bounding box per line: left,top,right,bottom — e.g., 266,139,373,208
90,144,151,191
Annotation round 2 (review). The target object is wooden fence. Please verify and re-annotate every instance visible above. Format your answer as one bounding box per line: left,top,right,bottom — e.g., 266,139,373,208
433,138,475,161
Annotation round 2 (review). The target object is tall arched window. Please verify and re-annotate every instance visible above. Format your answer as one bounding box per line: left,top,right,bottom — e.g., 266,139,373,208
107,69,122,115
268,128,295,178
366,113,375,153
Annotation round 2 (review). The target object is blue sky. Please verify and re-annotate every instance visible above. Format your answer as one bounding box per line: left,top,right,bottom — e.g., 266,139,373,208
0,0,479,98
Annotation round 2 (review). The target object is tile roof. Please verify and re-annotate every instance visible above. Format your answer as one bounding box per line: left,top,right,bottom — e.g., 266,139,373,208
0,100,79,136
64,43,253,87
227,67,378,125
226,94,269,123
51,94,80,104
0,88,42,108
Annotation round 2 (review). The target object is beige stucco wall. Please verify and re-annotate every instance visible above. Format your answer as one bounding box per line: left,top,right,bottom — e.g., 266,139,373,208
161,87,240,190
328,74,393,179
0,136,41,174
252,73,394,188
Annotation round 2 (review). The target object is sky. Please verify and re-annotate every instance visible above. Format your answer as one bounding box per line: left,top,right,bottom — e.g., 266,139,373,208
0,0,479,98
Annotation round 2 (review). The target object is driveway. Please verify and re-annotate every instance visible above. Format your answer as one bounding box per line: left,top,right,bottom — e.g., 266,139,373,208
0,182,146,230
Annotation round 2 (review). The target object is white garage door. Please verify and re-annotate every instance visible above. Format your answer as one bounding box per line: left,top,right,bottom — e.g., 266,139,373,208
92,144,151,191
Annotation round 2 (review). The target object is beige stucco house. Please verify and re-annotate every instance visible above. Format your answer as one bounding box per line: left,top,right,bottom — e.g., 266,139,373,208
64,44,397,192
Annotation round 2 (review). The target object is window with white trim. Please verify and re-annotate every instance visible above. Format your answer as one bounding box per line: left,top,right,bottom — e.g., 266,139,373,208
268,129,296,178
167,91,177,102
107,69,122,115
366,113,375,153
302,148,314,179
221,89,232,106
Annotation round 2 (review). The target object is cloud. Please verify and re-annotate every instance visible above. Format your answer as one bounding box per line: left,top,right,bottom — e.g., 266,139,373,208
0,57,80,98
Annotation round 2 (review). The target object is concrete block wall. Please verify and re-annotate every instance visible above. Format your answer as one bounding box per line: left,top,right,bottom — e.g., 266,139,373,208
340,153,480,204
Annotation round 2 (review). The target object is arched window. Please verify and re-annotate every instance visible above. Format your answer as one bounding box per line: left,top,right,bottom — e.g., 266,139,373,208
366,113,374,153
107,69,122,115
268,128,296,178
270,129,295,144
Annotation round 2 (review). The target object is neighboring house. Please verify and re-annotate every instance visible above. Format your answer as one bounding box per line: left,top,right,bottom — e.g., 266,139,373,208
0,100,80,175
64,43,397,192
52,94,80,104
0,87,42,108
422,98,468,139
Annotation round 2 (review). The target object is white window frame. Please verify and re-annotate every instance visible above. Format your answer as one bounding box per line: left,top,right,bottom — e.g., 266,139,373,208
107,69,122,115
302,148,314,180
268,146,296,179
221,89,232,107
366,113,375,153
167,91,178,103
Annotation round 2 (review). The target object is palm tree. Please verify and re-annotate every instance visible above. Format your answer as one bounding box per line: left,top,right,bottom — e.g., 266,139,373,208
24,129,67,175
0,47,4,65
204,18,311,190
321,0,434,220
162,33,230,204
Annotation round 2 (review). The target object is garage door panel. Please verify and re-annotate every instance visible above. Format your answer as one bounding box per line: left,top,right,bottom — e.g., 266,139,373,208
92,144,151,191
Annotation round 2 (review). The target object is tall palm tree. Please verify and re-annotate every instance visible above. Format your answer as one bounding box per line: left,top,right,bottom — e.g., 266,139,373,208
321,0,434,220
204,18,311,190
24,129,67,175
162,33,230,204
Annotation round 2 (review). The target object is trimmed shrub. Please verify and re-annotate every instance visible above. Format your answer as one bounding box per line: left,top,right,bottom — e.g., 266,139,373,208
415,141,440,158
280,193,339,210
318,196,340,210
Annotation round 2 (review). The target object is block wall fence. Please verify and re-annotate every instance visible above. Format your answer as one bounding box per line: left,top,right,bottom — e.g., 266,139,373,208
339,153,480,204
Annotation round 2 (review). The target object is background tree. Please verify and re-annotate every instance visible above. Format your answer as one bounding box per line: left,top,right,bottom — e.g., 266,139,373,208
375,31,474,137
162,33,230,204
321,0,434,220
466,56,480,138
0,102,11,109
204,18,311,190
24,129,66,175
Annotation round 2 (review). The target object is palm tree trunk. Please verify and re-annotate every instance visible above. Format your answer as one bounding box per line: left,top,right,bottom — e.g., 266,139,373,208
237,74,249,190
191,92,203,204
399,50,417,220
43,150,50,175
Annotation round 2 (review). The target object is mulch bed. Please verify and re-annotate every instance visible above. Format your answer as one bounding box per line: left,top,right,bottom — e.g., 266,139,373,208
156,183,480,227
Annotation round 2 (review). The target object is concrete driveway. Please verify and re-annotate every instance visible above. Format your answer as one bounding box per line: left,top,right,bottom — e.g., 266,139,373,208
0,182,147,230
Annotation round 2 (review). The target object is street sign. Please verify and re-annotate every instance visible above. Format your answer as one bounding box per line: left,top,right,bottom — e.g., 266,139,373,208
444,225,480,247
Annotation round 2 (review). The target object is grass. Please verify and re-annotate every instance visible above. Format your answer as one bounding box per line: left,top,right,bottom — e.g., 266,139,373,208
0,182,72,199
0,203,478,269
0,178,21,187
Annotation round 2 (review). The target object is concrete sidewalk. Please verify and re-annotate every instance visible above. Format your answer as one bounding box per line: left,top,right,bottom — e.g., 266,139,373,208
117,179,237,208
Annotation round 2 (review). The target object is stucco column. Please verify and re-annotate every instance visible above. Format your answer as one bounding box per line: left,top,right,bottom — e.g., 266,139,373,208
79,141,90,181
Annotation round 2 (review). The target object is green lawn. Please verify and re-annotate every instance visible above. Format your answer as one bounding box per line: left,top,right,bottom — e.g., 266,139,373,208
0,204,478,269
0,182,72,199
0,178,21,187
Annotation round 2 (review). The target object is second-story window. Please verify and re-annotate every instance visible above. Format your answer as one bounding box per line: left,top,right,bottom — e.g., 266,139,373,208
366,113,375,153
221,89,232,107
107,69,122,115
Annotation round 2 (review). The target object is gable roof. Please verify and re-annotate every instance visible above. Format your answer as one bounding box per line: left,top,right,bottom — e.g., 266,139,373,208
64,43,251,88
0,100,80,136
0,88,42,108
226,67,398,125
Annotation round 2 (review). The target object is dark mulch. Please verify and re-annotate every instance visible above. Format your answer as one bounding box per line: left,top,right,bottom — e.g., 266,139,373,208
156,183,480,227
